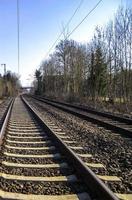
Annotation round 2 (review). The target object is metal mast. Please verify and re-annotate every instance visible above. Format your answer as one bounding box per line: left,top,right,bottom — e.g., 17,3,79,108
17,0,20,74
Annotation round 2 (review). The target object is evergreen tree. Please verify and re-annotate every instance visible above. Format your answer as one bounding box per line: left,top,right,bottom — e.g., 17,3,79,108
94,46,107,99
35,69,42,95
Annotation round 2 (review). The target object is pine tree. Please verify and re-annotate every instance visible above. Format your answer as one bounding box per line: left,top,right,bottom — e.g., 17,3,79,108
35,69,42,95
94,46,107,100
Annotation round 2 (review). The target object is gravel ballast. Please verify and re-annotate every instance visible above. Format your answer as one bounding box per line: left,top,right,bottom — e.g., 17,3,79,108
26,97,132,194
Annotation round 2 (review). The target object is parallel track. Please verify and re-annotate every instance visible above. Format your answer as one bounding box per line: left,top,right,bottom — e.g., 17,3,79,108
0,97,120,200
31,96,132,138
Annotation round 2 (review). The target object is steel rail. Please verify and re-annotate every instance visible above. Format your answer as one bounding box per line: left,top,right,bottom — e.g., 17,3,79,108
22,95,119,200
31,95,132,138
0,99,14,146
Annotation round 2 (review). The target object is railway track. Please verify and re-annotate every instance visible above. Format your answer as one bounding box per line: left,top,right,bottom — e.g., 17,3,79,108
0,96,121,200
30,95,132,138
0,98,13,131
22,95,132,200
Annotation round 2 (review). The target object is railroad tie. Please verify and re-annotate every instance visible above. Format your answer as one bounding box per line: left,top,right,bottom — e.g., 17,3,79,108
85,163,105,168
6,139,51,144
7,135,47,139
0,191,91,200
63,140,76,144
7,132,46,135
7,129,43,133
3,152,61,158
0,173,78,182
69,146,83,150
4,145,55,150
58,135,70,139
115,193,132,200
97,175,121,182
54,132,66,135
77,154,92,158
2,161,69,168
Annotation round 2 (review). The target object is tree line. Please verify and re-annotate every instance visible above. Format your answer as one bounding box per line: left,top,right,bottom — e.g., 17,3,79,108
0,71,20,98
34,7,132,108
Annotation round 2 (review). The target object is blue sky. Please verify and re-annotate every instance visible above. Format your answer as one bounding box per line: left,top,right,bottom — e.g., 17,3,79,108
0,0,131,86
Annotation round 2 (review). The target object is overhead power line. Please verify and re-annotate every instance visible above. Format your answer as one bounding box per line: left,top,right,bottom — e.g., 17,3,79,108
44,0,84,59
43,0,103,61
66,0,103,39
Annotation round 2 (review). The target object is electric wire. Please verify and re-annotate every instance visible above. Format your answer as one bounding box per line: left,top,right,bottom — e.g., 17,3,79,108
44,0,103,61
66,0,103,39
44,0,84,59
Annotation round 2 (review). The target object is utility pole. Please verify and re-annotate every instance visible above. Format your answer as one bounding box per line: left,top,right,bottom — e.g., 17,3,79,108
1,64,6,75
17,0,20,74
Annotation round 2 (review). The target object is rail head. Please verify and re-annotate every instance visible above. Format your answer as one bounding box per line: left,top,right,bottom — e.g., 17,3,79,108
22,95,119,200
0,98,14,146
